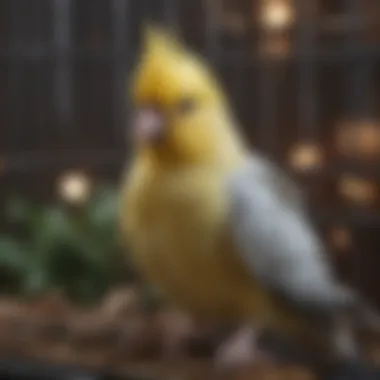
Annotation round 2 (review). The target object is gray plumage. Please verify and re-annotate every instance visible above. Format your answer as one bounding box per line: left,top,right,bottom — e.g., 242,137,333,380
227,154,380,366
227,154,355,318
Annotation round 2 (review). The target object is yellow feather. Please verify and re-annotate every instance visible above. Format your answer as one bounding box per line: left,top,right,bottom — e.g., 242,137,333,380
121,26,312,339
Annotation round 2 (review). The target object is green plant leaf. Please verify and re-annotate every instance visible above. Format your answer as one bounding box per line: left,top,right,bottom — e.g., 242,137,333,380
0,236,28,272
22,261,52,297
1,187,129,304
0,236,29,294
86,185,118,234
31,205,78,253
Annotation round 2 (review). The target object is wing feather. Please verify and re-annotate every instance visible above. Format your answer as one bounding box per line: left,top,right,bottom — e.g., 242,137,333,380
228,155,350,315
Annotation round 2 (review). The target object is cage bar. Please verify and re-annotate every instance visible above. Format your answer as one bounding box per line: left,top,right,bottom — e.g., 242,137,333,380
162,0,180,31
344,0,374,118
52,0,73,137
295,0,318,139
204,0,221,62
111,0,129,141
256,0,282,156
7,0,24,152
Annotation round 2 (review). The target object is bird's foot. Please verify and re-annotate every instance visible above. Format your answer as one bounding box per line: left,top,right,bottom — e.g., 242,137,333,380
213,325,268,372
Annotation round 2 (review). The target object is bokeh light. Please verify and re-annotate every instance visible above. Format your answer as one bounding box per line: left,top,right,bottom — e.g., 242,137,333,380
336,119,380,160
259,0,295,31
57,171,91,204
338,175,377,205
288,143,323,172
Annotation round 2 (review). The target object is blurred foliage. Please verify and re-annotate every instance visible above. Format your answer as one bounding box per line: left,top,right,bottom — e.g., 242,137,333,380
0,184,132,304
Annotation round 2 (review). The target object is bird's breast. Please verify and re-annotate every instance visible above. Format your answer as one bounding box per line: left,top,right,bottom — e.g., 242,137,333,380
125,166,235,314
122,163,278,322
124,166,232,316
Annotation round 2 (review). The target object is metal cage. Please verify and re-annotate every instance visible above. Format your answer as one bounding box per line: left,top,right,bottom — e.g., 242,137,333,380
1,0,380,302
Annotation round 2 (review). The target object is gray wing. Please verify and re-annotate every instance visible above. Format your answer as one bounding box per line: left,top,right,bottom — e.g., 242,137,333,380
228,154,351,315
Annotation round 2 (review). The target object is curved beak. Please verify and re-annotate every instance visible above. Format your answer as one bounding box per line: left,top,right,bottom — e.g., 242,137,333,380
132,108,165,144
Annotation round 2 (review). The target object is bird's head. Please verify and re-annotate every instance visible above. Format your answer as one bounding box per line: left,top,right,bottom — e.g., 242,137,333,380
129,25,242,165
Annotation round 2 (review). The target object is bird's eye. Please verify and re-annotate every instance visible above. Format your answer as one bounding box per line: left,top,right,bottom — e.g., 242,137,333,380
176,97,197,116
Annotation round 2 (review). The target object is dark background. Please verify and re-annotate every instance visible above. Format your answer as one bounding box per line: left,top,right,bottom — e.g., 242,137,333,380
1,0,380,304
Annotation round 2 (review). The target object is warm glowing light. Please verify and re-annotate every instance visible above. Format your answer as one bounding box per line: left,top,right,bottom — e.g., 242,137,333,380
57,171,91,204
336,120,380,159
288,143,323,172
260,0,295,31
330,226,352,251
338,175,377,205
354,121,380,158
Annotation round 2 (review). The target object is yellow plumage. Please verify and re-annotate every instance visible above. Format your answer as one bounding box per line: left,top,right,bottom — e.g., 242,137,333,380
121,26,312,336
120,27,380,372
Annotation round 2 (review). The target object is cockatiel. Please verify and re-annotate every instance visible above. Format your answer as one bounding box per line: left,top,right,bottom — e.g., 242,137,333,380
120,25,380,373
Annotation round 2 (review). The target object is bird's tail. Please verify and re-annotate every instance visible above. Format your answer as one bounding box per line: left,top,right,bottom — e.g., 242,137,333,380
343,288,380,333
